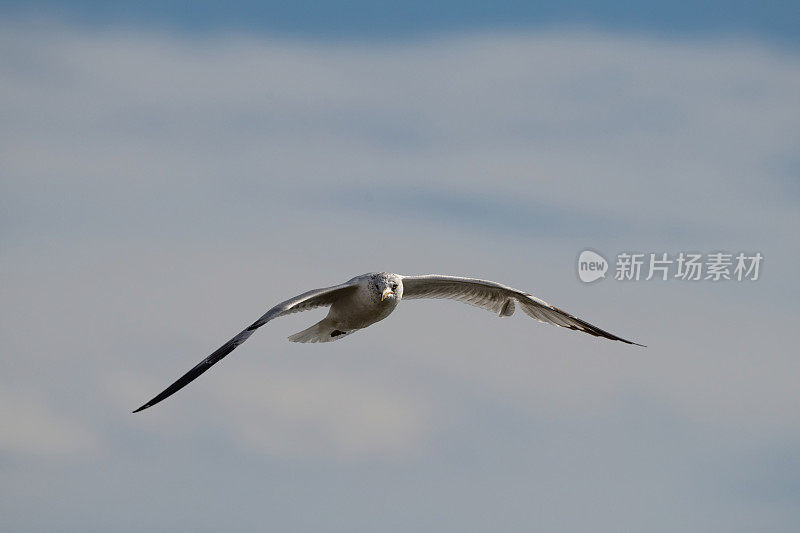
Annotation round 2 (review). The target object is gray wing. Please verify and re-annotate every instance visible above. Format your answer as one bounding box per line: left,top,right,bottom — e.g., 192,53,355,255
133,280,360,412
401,275,643,346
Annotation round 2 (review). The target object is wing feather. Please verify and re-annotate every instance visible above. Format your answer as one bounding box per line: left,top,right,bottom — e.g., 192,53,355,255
401,275,642,346
133,280,359,412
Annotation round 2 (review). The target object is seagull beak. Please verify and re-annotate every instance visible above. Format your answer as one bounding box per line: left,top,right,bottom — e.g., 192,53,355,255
381,287,394,301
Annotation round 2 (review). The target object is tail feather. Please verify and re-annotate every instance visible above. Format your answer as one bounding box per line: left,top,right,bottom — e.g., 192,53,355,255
288,319,354,343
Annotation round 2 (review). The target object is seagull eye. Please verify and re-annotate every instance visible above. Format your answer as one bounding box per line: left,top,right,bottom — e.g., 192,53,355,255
391,283,398,290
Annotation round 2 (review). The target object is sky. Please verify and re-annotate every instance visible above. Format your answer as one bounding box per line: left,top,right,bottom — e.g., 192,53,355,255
2,0,799,43
1,3,799,532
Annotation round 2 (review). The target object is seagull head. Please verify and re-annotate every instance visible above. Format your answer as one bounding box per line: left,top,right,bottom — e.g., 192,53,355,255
371,272,403,303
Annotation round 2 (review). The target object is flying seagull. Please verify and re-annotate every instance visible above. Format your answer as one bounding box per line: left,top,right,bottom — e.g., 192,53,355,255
133,272,643,412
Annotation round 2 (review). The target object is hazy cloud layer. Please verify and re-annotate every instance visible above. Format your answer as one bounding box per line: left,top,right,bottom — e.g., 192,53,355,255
1,22,798,532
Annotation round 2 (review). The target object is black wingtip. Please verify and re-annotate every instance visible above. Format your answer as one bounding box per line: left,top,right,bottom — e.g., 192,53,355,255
130,336,241,415
608,334,646,347
611,332,646,347
623,339,647,348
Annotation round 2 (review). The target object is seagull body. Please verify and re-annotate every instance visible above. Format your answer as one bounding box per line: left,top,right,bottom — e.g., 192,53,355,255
288,272,402,343
134,272,642,412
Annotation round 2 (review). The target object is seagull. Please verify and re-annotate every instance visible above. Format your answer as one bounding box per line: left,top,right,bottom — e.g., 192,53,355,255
133,272,643,412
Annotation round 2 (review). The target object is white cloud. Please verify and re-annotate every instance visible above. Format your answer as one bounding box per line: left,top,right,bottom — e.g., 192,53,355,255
211,368,434,460
0,388,99,456
2,26,798,244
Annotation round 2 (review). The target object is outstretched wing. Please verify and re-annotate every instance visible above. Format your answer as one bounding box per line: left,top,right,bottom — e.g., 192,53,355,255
400,275,643,346
133,280,359,413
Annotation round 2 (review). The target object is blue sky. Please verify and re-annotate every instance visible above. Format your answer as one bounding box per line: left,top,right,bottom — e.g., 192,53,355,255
1,3,799,533
2,0,799,42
